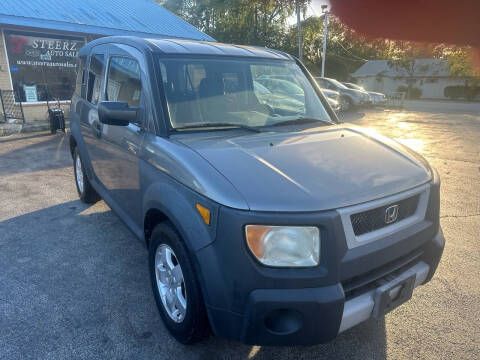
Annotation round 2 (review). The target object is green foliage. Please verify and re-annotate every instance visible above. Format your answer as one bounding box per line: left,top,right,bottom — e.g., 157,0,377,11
270,14,395,79
444,85,480,101
409,87,422,99
156,1,479,81
397,85,422,99
441,47,479,78
158,0,306,48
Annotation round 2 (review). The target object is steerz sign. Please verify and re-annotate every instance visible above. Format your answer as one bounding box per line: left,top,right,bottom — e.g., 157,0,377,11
4,31,86,102
5,32,85,69
30,39,79,58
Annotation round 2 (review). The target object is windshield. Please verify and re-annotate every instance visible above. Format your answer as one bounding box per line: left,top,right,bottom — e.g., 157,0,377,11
345,83,364,91
325,78,349,90
158,57,331,130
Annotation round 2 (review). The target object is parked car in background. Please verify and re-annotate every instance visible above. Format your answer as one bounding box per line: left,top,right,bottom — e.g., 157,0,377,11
253,80,304,113
256,77,305,102
315,77,370,111
320,88,341,113
70,36,444,346
343,82,387,106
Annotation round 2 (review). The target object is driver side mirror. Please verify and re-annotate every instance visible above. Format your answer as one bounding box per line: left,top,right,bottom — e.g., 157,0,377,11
98,101,137,126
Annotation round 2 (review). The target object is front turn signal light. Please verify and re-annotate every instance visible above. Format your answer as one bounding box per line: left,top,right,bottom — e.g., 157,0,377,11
196,203,211,225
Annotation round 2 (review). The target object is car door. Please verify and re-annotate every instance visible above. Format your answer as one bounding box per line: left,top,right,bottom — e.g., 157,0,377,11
78,47,108,184
95,44,147,227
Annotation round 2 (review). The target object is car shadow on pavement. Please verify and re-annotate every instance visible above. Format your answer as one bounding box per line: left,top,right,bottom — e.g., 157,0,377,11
339,110,366,123
197,318,387,360
0,132,71,176
0,199,387,360
0,132,53,144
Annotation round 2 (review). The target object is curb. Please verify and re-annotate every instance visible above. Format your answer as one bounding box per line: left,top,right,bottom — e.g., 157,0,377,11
0,121,70,136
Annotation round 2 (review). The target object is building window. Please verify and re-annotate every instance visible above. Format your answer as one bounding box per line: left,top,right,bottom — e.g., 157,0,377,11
4,31,85,102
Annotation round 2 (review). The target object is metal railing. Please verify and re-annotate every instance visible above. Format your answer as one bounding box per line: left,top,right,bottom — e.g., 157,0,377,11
386,92,406,109
0,90,25,123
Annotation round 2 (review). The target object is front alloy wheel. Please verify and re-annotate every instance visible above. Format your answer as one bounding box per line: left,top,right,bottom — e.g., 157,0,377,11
155,244,187,323
149,222,209,344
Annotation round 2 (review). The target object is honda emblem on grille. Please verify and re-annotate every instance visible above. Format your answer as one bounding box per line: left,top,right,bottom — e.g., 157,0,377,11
385,205,399,224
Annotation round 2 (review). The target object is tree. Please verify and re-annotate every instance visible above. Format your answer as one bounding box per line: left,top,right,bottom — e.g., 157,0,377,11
157,0,307,48
439,46,479,80
280,15,397,79
155,1,479,85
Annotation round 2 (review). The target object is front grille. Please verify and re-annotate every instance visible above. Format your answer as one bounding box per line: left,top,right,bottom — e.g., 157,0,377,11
350,195,420,236
342,248,423,300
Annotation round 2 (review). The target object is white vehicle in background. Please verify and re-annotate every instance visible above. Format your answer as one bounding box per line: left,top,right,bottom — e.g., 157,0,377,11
343,82,387,106
320,88,341,113
315,77,370,111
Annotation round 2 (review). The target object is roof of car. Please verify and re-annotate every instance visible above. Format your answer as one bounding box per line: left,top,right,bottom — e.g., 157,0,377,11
79,36,293,60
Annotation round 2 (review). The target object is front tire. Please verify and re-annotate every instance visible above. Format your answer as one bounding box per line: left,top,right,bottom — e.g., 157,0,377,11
73,148,100,203
341,96,353,112
149,222,209,344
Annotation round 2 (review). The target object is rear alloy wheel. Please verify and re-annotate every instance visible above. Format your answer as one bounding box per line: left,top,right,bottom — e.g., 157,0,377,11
149,222,209,344
73,148,100,204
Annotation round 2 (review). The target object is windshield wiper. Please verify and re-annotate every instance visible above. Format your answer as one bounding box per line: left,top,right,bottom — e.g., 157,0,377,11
174,122,262,133
269,117,332,127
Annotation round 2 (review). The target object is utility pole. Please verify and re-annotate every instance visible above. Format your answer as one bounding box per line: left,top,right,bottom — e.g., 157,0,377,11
321,5,329,77
296,0,302,61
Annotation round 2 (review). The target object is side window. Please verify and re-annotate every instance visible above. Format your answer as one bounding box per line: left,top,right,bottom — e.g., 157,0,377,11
86,54,105,105
74,56,86,97
106,57,142,107
159,62,168,86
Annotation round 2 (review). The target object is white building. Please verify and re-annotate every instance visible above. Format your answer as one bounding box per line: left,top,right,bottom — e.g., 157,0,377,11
351,59,467,99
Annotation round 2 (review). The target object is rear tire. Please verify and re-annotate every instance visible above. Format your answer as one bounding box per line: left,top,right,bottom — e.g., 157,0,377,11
149,222,209,344
73,148,100,203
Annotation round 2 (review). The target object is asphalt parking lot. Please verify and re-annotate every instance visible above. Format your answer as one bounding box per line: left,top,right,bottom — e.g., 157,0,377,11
1,102,479,360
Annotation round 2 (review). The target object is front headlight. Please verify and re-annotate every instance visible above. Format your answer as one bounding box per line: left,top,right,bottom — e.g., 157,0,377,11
245,225,320,267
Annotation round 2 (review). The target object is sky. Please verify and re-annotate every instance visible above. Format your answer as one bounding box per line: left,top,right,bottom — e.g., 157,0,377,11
287,0,331,25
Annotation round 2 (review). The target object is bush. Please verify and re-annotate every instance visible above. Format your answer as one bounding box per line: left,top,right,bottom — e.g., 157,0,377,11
409,87,422,99
396,85,422,99
444,86,480,101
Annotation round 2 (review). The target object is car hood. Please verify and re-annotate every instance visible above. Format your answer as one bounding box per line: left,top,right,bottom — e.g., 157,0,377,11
177,125,431,212
341,88,367,97
321,88,339,97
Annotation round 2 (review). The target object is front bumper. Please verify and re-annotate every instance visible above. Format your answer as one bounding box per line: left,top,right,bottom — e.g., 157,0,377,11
199,228,444,345
193,180,443,345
